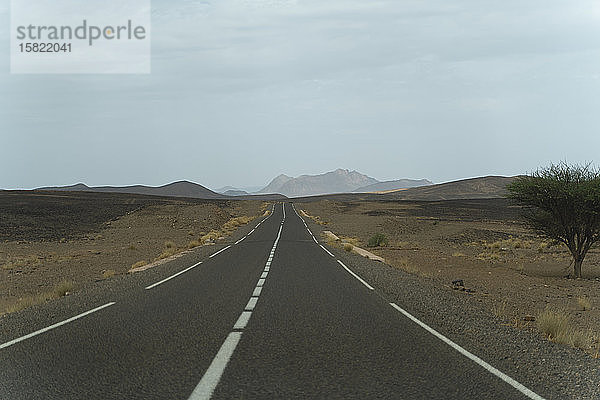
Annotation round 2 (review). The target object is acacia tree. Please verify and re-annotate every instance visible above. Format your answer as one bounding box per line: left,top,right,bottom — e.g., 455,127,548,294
507,163,600,278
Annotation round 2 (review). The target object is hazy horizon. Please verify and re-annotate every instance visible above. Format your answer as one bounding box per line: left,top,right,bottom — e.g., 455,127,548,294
3,168,516,192
2,0,599,190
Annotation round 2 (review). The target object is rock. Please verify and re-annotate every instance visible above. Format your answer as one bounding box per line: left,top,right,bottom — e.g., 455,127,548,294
452,279,464,287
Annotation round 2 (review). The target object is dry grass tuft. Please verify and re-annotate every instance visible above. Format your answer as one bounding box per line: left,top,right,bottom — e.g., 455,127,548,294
492,300,509,319
200,230,222,244
155,241,179,260
223,216,254,232
187,240,202,249
101,269,116,279
343,243,354,252
3,281,74,314
577,296,592,311
477,252,500,261
484,237,532,250
537,308,591,349
131,260,147,270
452,252,466,257
340,236,359,246
1,255,41,270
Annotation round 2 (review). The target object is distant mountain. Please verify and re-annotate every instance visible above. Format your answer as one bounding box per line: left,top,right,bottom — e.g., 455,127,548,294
216,185,263,194
258,174,294,194
258,169,378,197
222,189,249,196
354,179,433,193
387,176,517,200
37,181,225,200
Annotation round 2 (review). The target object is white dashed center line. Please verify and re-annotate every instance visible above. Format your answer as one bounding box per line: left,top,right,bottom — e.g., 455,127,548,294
189,203,285,400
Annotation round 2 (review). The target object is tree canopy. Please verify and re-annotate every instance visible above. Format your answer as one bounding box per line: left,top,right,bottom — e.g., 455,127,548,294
507,163,600,278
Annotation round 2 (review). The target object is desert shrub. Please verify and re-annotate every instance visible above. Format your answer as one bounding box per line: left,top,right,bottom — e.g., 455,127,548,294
343,243,353,252
368,233,389,247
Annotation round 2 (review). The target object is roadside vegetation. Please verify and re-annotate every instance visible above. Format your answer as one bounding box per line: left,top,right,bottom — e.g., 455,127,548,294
368,233,389,247
3,281,74,315
0,193,267,315
129,205,271,272
508,163,600,278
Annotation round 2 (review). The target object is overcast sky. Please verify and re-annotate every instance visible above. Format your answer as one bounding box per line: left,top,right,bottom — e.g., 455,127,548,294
2,0,600,190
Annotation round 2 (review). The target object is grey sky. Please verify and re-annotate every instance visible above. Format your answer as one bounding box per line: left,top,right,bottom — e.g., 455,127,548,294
2,0,600,190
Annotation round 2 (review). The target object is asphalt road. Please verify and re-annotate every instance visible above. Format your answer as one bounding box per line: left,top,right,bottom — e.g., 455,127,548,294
0,203,546,399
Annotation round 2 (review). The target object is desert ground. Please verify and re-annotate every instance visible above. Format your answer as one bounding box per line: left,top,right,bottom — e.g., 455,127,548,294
0,191,264,314
300,198,600,356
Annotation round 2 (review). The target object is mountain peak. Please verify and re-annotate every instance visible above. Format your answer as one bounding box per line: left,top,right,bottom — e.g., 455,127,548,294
258,169,377,197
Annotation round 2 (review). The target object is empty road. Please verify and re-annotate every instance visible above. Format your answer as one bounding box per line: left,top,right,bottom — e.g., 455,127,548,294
0,203,546,399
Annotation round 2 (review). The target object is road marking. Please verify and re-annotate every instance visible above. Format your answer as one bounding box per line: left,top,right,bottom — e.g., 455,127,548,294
209,245,231,259
389,303,545,400
248,229,255,235
0,302,116,350
245,297,258,311
188,332,242,400
190,203,283,400
145,261,203,290
233,311,252,330
234,237,246,245
337,260,374,290
319,244,335,257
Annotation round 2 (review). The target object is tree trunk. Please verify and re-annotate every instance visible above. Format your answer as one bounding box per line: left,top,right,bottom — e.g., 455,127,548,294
573,258,583,278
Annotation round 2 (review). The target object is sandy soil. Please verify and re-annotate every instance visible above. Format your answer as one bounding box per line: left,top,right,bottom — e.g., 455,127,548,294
301,198,600,355
0,191,263,313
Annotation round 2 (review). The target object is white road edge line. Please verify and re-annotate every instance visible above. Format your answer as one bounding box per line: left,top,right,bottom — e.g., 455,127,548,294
319,244,335,258
209,245,231,259
234,237,246,245
0,302,116,350
145,261,203,290
188,332,242,400
389,303,545,400
337,260,374,290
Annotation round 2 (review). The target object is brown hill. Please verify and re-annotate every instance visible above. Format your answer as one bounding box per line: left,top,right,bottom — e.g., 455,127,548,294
386,176,517,201
37,181,225,199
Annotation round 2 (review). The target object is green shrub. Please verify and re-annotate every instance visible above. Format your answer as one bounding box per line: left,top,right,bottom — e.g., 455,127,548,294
368,233,388,247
